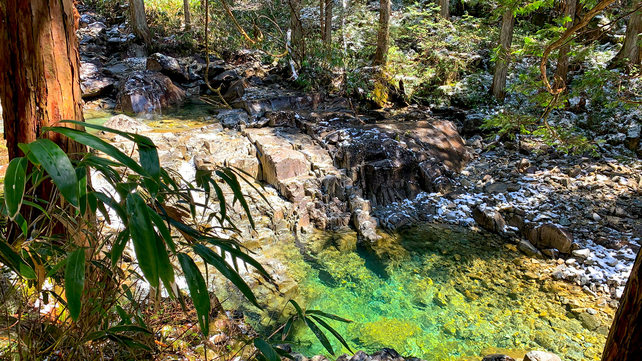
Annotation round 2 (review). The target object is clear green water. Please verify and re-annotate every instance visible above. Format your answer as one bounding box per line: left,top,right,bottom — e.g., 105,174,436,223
247,225,611,361
83,102,217,130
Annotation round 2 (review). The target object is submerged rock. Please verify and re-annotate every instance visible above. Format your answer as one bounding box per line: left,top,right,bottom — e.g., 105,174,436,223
523,351,562,361
481,355,515,361
102,114,151,134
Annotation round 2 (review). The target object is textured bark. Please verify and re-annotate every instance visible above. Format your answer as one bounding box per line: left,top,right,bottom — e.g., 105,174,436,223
601,248,642,361
0,0,86,160
290,0,304,61
439,0,449,19
555,0,577,88
129,0,151,45
324,0,333,44
491,10,515,100
613,1,642,66
374,0,391,66
183,0,191,31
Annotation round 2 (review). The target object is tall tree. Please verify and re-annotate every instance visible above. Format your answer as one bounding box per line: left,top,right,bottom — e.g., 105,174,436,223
183,0,192,31
290,0,304,61
612,1,642,67
554,0,578,88
374,0,391,66
491,9,515,100
601,249,642,360
324,0,333,45
129,0,151,45
320,0,325,41
440,0,450,19
0,0,85,161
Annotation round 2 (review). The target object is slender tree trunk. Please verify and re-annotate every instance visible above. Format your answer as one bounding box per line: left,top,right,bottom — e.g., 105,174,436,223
374,0,391,66
491,9,515,101
612,1,642,67
601,249,642,361
555,0,578,88
0,0,86,160
129,0,151,45
439,0,449,19
183,0,192,31
320,0,325,41
324,0,333,45
290,0,304,62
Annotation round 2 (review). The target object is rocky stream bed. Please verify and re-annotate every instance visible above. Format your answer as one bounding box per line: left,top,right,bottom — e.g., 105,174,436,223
9,6,641,361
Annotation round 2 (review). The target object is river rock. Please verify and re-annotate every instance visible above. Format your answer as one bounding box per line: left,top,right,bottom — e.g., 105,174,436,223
518,239,541,257
473,207,506,233
350,351,372,361
481,355,514,361
80,62,114,98
193,132,259,178
523,351,562,361
116,71,186,114
146,53,188,83
101,114,151,136
523,223,573,254
578,312,601,331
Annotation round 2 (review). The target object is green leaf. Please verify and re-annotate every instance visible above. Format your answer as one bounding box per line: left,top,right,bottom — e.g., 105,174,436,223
289,300,304,319
126,192,159,288
155,234,175,297
254,338,280,361
309,315,353,353
192,244,261,309
83,330,108,342
93,191,127,224
14,214,28,237
0,241,36,279
148,208,176,254
45,257,67,278
282,317,294,341
304,316,334,355
305,310,353,323
65,248,86,321
107,324,153,334
138,143,160,183
28,139,79,208
177,253,210,335
4,157,28,219
46,127,147,176
22,200,51,220
110,230,130,267
216,169,254,228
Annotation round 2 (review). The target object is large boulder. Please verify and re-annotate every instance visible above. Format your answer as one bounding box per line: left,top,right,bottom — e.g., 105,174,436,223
116,71,186,114
193,132,259,178
80,62,114,98
523,351,562,361
102,114,151,134
523,223,573,254
146,53,188,83
473,207,506,233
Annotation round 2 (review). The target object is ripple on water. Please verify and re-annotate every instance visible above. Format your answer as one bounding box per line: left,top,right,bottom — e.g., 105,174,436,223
247,225,612,361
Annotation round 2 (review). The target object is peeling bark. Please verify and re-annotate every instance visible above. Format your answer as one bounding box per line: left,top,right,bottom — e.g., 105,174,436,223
612,1,642,67
0,0,86,160
601,249,642,361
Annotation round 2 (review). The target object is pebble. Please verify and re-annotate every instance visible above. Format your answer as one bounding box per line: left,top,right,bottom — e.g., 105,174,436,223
572,249,591,259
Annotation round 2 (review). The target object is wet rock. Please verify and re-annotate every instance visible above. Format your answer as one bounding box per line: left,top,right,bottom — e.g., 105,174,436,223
102,114,151,134
485,182,520,193
481,355,514,361
116,71,186,114
523,351,562,361
473,207,506,233
518,239,541,257
146,53,188,83
349,352,372,361
232,92,322,118
524,223,573,254
223,79,249,102
217,109,250,129
80,62,114,98
578,312,601,331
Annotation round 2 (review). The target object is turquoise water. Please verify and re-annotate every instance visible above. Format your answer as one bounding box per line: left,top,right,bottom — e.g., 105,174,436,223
257,225,611,361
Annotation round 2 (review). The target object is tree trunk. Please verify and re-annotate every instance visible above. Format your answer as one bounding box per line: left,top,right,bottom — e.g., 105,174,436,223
0,0,86,161
324,0,333,45
491,9,515,100
612,1,642,67
290,0,304,62
439,0,449,19
183,0,191,31
555,0,577,88
320,0,325,41
129,0,151,45
374,0,391,66
601,248,642,361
